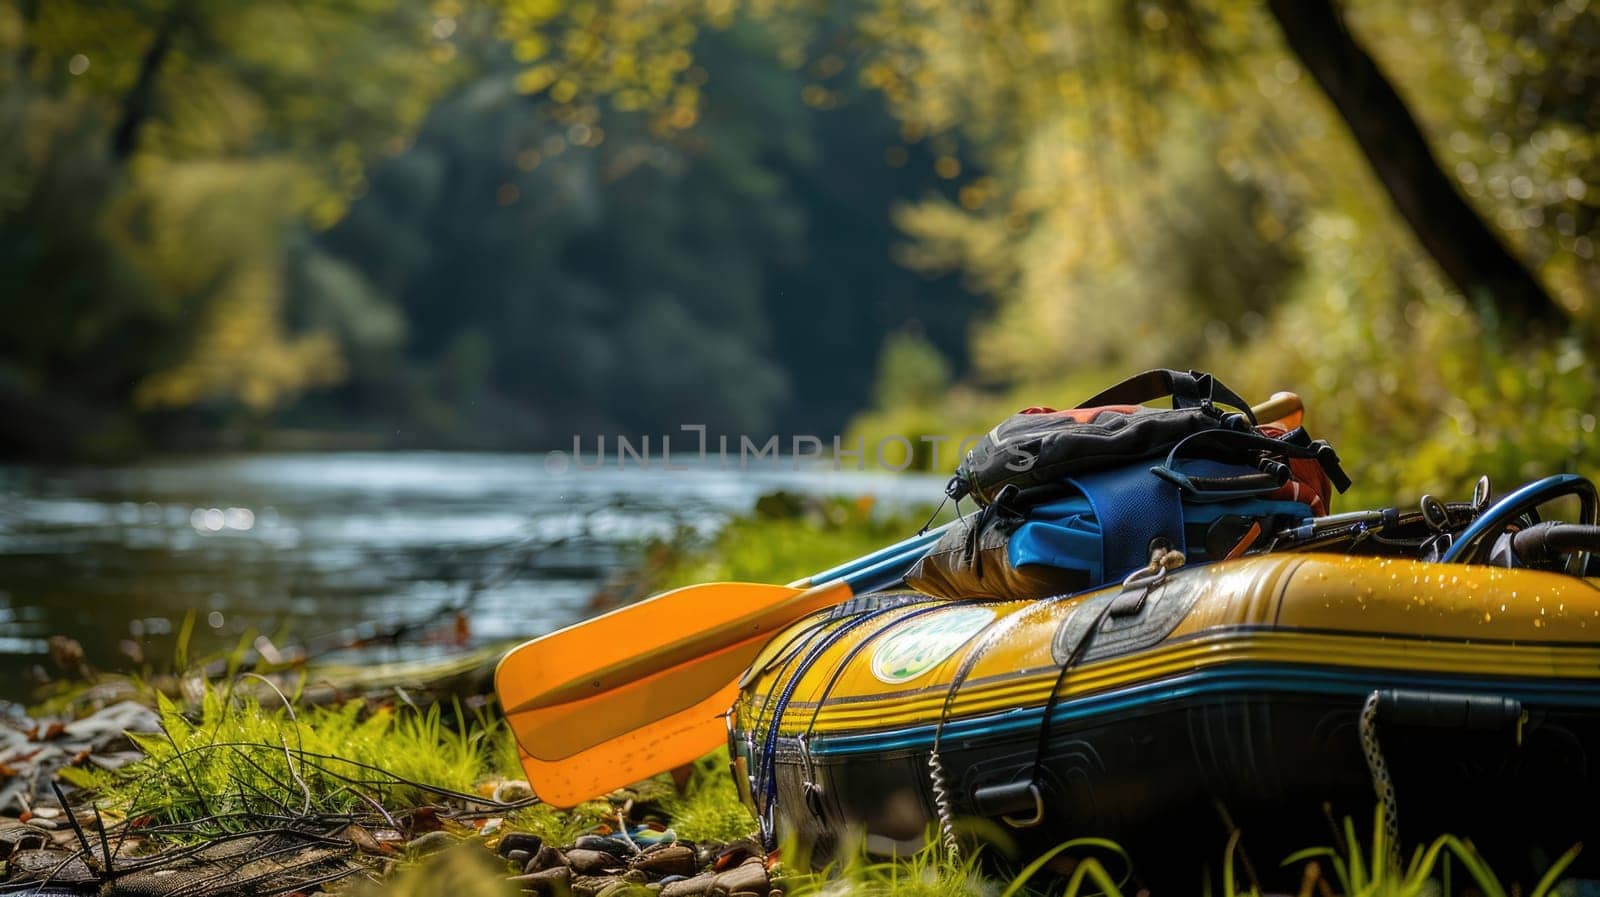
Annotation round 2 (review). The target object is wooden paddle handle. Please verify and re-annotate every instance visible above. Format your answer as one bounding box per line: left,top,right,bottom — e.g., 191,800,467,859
1251,391,1303,429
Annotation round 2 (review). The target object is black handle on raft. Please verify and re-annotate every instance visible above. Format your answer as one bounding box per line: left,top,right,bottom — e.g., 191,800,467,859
1510,522,1600,564
1375,689,1523,733
972,780,1045,827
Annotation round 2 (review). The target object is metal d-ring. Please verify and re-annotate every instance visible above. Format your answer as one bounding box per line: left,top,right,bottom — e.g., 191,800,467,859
1001,783,1045,828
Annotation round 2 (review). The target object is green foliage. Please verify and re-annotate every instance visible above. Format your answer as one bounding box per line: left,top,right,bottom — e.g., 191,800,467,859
838,0,1600,504
478,0,1599,501
2,0,984,455
0,0,458,453
652,492,935,590
4,0,1596,496
295,16,980,445
873,330,953,412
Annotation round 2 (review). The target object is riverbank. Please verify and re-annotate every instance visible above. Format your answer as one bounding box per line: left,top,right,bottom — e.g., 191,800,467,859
1,496,1585,895
7,661,1577,897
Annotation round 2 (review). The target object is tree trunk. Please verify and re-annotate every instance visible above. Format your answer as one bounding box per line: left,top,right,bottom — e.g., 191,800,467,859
1264,0,1565,334
111,5,184,162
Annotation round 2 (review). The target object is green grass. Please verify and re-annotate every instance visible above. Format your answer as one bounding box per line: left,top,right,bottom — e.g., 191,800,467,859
72,683,515,835
1275,810,1581,897
658,750,761,843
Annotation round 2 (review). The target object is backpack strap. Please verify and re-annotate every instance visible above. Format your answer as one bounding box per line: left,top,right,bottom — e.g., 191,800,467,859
1074,369,1257,425
1150,427,1353,495
1066,465,1186,582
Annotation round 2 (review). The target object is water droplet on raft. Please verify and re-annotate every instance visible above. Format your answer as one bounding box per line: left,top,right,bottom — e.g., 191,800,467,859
1534,618,1546,628
1483,612,1493,622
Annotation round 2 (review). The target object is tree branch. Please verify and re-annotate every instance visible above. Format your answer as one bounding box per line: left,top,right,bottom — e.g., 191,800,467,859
111,3,186,162
1264,0,1565,334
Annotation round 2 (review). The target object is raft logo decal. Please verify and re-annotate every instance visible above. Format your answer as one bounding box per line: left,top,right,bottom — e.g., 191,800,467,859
871,608,996,684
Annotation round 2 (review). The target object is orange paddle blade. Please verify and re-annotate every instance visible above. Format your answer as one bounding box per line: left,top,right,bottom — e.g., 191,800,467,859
496,580,850,807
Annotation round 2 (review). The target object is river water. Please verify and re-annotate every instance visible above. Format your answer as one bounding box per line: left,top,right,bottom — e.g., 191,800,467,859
0,453,940,700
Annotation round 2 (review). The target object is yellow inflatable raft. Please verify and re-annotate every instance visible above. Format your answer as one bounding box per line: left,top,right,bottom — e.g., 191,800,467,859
731,475,1600,874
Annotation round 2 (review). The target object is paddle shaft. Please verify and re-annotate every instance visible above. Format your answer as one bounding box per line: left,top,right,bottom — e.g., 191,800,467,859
792,523,948,587
518,540,934,711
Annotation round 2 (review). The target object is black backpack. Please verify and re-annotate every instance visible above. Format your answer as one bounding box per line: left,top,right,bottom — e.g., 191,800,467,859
907,369,1351,600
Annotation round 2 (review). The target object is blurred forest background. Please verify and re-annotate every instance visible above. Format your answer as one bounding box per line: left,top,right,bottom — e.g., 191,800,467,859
2,0,1597,504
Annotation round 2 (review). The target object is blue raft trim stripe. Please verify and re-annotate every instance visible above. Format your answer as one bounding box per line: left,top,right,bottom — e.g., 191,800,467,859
801,663,1600,756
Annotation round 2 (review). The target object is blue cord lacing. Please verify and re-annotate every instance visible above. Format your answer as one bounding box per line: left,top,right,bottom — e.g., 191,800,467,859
752,602,952,847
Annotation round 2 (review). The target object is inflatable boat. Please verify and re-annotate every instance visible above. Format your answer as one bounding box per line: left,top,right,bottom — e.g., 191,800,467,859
730,475,1600,872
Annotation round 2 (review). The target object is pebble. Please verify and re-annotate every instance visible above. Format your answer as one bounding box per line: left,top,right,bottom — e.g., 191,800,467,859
596,880,639,897
711,859,770,897
499,831,544,857
529,845,568,872
633,843,697,878
693,841,724,869
660,871,715,897
576,834,635,857
567,848,623,874
511,865,572,895
408,831,457,855
490,826,764,897
712,840,761,871
572,874,617,897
